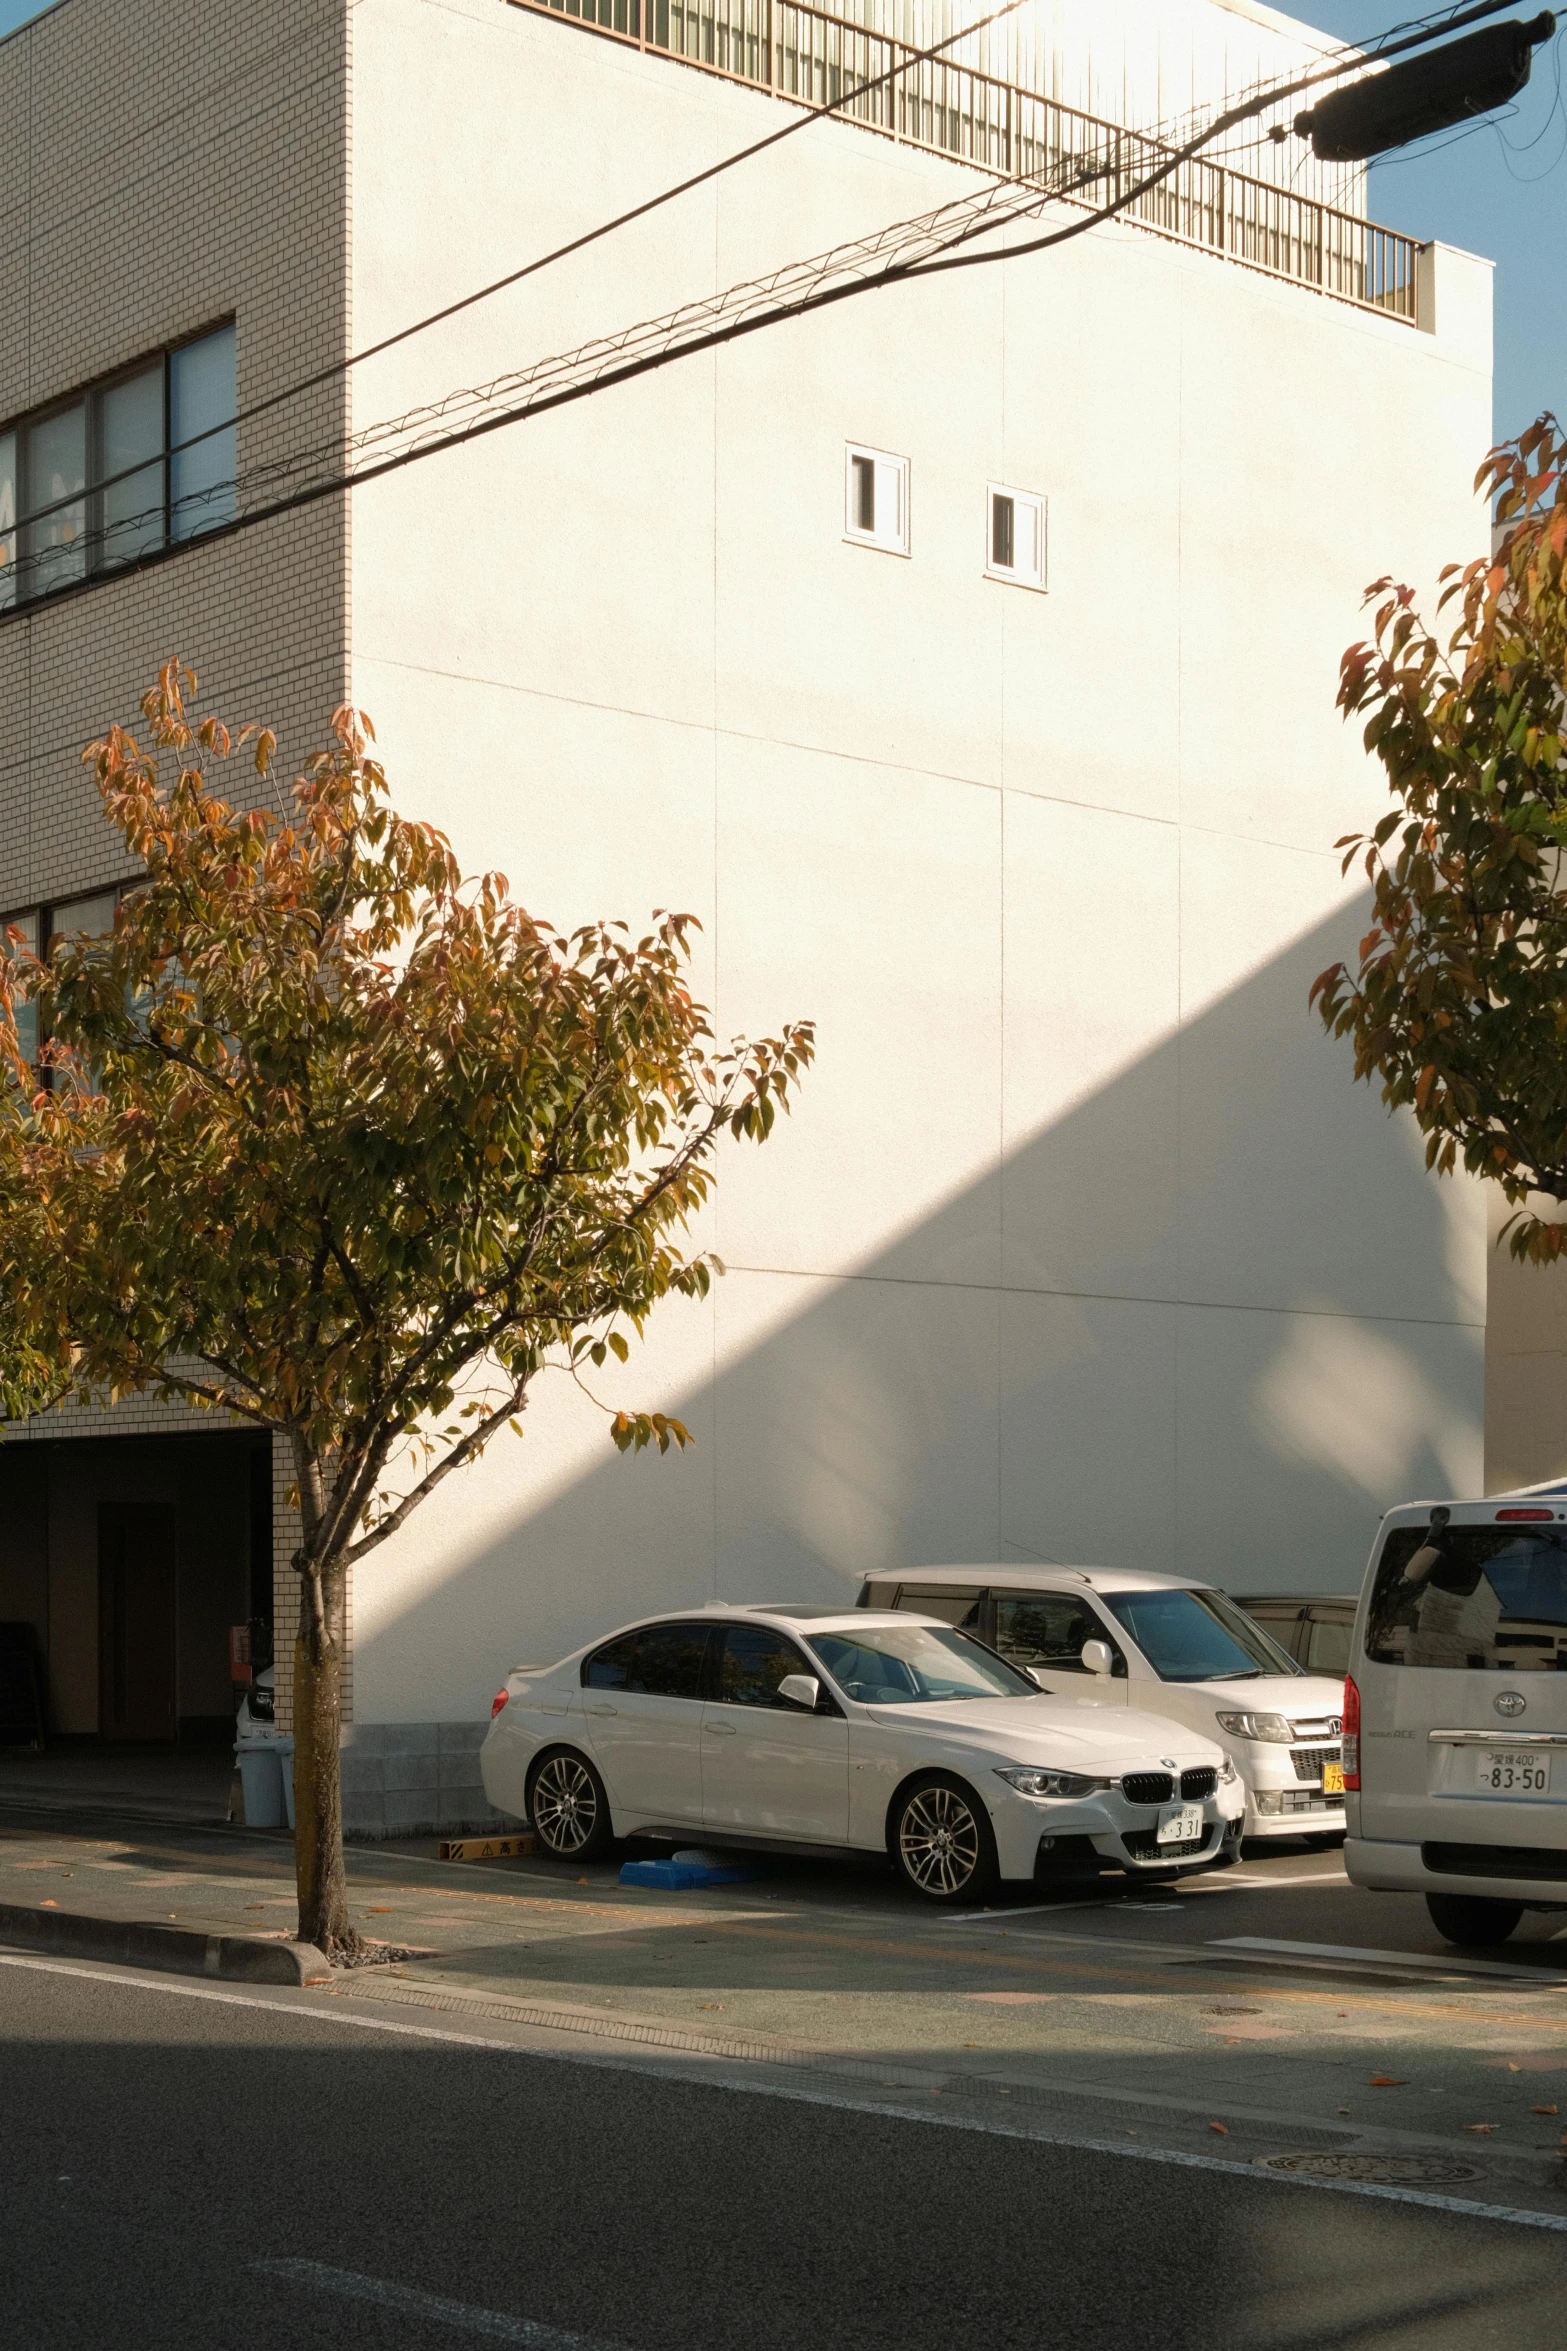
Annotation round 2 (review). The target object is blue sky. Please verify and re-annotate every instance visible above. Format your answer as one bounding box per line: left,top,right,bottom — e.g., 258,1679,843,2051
2,0,1559,436
1306,5,1566,441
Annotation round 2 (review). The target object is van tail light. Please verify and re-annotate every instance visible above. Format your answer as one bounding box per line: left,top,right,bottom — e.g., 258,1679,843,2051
490,1687,510,1720
1342,1673,1360,1790
1496,1507,1554,1521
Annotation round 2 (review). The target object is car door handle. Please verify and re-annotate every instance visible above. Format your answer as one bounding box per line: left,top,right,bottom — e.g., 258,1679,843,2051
586,1704,618,1717
704,1722,737,1737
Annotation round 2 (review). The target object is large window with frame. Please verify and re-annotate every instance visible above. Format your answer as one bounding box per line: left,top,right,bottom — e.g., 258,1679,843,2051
0,323,236,613
1,889,124,1072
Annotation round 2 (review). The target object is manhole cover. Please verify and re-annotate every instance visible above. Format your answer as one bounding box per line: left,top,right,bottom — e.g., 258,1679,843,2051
1256,2152,1480,2186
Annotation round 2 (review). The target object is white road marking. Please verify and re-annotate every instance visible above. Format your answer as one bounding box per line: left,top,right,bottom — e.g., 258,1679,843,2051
1198,1873,1350,1891
9,1949,1567,2236
254,2258,620,2346
937,1869,1347,1924
1214,1937,1567,1984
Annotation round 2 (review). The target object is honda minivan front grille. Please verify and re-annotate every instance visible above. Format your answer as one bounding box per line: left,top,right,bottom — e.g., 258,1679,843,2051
1291,1744,1342,1783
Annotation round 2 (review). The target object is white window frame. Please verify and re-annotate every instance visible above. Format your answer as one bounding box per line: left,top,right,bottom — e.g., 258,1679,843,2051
844,442,910,557
984,480,1047,592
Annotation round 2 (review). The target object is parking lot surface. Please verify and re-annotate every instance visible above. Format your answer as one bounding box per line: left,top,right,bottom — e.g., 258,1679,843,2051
4,1800,1567,2214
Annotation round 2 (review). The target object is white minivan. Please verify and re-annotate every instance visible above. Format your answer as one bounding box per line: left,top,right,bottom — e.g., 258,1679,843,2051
858,1566,1346,1842
1344,1487,1567,1946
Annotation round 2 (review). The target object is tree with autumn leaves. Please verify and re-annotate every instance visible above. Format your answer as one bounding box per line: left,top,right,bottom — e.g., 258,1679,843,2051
1313,417,1567,1263
0,664,812,1957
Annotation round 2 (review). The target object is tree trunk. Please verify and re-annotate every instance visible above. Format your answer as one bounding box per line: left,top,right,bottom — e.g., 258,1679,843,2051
292,1554,355,1956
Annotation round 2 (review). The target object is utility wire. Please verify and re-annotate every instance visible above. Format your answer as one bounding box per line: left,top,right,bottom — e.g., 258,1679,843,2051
12,0,1034,540
4,0,1521,591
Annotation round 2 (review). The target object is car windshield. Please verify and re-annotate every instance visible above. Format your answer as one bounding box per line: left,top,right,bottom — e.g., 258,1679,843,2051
808,1624,1036,1705
1100,1588,1302,1682
1367,1526,1567,1670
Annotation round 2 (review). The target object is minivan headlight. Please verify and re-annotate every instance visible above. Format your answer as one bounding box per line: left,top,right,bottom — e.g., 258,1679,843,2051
995,1766,1110,1799
1215,1712,1293,1743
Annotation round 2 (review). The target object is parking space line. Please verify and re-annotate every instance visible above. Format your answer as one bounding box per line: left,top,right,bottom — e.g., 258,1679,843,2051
253,2258,619,2346
1214,1937,1567,1985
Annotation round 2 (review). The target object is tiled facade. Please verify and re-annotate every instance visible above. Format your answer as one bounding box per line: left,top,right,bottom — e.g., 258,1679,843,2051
1,0,353,1742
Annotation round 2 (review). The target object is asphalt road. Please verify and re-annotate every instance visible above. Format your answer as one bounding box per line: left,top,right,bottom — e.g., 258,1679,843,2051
4,1951,1566,2351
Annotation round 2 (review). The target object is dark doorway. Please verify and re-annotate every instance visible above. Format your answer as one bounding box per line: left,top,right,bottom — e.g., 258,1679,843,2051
98,1507,178,1743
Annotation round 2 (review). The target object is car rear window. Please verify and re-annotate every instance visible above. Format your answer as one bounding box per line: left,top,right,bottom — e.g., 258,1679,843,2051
1366,1527,1567,1670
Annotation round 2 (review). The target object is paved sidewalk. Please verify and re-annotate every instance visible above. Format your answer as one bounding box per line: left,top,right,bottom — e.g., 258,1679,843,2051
4,1807,1567,2199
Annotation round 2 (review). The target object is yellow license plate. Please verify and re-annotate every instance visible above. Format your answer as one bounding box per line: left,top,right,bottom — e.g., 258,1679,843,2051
1322,1763,1345,1796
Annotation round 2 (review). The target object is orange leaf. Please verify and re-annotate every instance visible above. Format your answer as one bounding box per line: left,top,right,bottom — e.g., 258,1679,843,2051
1369,2075,1406,2087
1208,2121,1228,2135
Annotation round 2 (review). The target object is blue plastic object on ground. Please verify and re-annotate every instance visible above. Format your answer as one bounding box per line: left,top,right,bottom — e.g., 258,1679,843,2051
618,1857,758,1889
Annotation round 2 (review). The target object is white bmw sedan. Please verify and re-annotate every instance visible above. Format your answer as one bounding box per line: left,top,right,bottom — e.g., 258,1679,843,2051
480,1605,1245,1903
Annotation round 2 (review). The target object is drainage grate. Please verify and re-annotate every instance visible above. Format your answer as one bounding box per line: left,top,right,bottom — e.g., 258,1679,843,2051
1256,2152,1480,2186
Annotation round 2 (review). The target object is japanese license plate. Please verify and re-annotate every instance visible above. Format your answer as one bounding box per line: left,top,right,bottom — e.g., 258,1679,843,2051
1322,1762,1345,1796
1157,1804,1204,1845
1477,1750,1550,1797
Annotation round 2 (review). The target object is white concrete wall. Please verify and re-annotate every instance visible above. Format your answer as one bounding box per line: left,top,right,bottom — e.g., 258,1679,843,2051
344,0,1492,1724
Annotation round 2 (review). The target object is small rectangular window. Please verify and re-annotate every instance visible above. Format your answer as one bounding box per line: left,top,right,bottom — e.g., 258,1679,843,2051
845,442,909,556
25,404,87,597
99,365,166,570
991,493,1014,570
2,909,38,1066
170,323,237,542
0,433,14,611
851,452,875,533
985,481,1046,592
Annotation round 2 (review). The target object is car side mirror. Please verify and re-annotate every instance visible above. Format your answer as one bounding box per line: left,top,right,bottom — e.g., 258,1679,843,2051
1080,1639,1114,1677
1026,1665,1052,1691
777,1672,821,1712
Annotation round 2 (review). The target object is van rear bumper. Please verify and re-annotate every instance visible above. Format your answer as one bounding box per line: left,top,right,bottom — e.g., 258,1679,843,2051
1347,1832,1567,1904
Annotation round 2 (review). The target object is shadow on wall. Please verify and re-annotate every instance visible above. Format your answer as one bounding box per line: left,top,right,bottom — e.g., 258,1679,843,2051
356,898,1485,1716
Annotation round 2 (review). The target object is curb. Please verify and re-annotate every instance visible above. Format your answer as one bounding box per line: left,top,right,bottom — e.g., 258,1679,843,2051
0,1902,331,1985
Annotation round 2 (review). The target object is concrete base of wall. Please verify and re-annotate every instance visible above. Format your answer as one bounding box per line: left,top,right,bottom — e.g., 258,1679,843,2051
339,1721,510,1841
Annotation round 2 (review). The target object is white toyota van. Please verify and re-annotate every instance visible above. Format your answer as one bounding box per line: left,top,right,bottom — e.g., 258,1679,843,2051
1345,1486,1567,1945
858,1566,1346,1841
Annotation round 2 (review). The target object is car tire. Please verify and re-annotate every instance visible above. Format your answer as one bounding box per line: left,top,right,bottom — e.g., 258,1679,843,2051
527,1747,615,1863
1425,1892,1524,1947
890,1773,999,1905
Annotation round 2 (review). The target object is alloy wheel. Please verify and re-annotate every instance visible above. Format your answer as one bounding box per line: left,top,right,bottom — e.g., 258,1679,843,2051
899,1783,982,1897
532,1753,600,1856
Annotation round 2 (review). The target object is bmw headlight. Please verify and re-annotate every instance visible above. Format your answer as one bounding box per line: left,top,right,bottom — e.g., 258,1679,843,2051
1214,1712,1293,1743
995,1765,1110,1799
1217,1753,1238,1784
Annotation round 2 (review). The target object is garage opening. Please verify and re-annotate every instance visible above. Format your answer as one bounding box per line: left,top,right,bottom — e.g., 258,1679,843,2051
0,1430,272,1751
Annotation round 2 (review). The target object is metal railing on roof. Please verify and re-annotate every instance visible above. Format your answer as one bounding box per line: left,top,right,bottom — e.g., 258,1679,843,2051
507,0,1421,325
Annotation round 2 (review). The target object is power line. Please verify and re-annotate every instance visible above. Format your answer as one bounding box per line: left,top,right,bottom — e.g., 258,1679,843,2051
3,0,1521,594
12,0,1035,542
11,0,1476,541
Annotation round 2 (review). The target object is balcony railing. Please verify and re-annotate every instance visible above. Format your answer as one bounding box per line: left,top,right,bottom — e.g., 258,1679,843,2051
507,0,1421,325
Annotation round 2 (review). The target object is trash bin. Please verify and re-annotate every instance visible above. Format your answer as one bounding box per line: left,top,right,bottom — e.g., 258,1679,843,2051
275,1735,296,1832
235,1739,285,1829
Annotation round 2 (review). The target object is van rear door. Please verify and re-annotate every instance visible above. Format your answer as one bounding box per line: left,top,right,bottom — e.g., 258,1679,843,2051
1358,1512,1567,1858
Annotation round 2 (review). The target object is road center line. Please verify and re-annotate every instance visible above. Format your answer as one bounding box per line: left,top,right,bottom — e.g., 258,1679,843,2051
253,2258,622,2347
